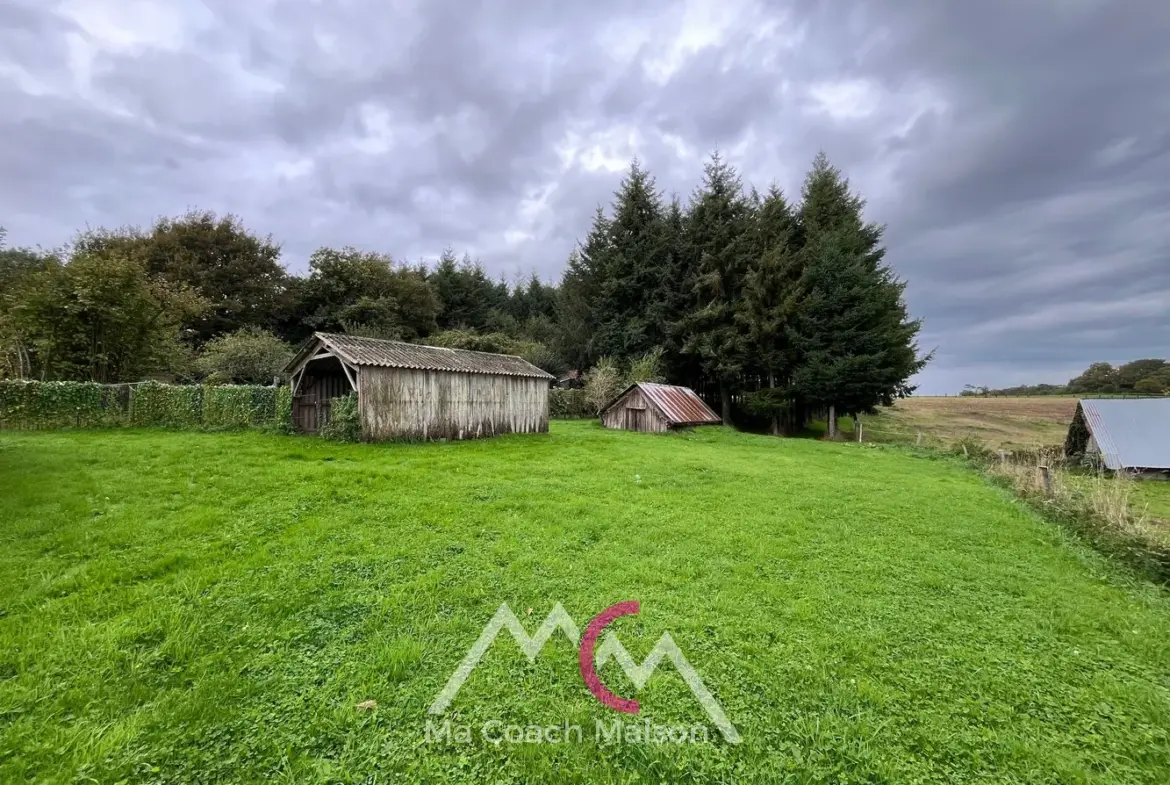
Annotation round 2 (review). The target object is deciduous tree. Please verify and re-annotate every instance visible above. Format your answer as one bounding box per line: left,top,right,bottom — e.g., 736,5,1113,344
75,211,287,344
298,247,439,341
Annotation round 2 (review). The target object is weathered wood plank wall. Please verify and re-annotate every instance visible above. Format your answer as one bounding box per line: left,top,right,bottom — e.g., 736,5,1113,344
600,388,669,433
359,367,549,441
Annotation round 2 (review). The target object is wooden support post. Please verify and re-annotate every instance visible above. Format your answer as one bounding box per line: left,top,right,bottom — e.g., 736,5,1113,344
1039,465,1052,496
916,431,923,446
856,422,862,443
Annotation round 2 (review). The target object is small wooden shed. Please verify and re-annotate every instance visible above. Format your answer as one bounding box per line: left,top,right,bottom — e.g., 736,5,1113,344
284,332,554,441
600,382,721,433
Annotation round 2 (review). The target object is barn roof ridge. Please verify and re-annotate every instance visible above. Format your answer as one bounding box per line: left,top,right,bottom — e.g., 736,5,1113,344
286,332,554,379
317,331,535,362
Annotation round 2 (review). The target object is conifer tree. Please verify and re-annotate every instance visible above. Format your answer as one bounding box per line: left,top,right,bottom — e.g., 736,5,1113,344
737,185,801,434
555,207,611,371
680,153,753,422
592,161,668,361
790,154,928,435
655,195,702,386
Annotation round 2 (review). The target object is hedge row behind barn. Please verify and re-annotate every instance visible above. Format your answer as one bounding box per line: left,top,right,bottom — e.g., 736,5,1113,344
548,388,593,419
0,380,292,431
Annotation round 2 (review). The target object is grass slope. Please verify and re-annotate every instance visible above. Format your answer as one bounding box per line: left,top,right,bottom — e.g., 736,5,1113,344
2,422,1169,784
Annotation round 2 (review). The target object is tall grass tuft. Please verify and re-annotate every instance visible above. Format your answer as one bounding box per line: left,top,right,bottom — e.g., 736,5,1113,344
985,450,1170,583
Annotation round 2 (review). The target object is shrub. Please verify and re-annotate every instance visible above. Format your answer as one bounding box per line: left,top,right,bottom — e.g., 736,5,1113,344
320,393,360,442
626,348,665,385
549,388,592,419
949,436,995,460
197,327,292,385
583,357,625,415
1134,376,1166,395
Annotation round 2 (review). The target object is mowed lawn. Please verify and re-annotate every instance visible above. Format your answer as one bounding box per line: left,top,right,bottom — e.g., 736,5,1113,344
2,423,1170,784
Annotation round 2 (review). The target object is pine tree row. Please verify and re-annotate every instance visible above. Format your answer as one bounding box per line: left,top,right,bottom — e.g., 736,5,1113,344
557,153,929,434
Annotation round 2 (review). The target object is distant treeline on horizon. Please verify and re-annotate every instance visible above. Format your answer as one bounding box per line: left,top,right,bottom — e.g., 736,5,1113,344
961,358,1170,397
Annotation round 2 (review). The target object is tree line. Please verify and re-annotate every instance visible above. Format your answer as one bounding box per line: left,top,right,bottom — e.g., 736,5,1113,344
0,221,560,385
0,152,928,433
562,153,926,433
964,359,1170,397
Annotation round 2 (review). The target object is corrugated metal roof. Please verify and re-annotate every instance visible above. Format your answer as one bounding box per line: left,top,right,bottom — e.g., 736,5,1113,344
289,333,554,379
607,382,722,426
1079,398,1170,470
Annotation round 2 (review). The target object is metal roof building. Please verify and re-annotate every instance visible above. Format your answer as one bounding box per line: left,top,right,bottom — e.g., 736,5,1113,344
600,382,722,433
284,332,553,440
1064,398,1170,471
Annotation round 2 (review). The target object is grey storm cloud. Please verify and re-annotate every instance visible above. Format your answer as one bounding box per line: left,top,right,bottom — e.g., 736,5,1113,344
1,0,1168,393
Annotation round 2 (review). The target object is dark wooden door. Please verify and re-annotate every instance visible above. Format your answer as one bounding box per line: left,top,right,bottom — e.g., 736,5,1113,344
293,374,350,433
293,392,327,433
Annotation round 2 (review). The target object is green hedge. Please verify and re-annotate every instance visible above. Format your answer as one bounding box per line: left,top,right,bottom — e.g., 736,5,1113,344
550,388,593,419
0,380,291,432
320,393,360,442
0,381,130,429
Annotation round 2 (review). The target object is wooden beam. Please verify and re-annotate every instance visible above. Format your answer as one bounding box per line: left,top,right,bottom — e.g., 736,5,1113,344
339,360,357,391
291,366,307,396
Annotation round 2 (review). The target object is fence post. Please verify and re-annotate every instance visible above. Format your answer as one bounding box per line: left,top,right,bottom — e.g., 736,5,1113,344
1039,465,1052,496
916,431,923,446
1000,450,1007,465
856,422,863,443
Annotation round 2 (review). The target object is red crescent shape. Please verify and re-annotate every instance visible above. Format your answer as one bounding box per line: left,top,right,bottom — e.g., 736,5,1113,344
579,600,640,714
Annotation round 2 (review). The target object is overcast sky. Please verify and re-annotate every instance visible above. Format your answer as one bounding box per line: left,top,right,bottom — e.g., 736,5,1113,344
2,1,1167,393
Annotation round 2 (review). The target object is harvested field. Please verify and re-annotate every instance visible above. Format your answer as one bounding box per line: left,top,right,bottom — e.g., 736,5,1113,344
859,396,1078,450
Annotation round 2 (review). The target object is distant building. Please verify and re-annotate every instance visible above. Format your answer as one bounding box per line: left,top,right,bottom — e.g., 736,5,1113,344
555,369,583,389
600,382,721,433
1064,398,1170,472
284,333,554,441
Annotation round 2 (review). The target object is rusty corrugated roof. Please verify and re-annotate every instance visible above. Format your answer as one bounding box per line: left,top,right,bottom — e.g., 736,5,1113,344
288,332,554,379
1079,398,1170,470
607,382,721,426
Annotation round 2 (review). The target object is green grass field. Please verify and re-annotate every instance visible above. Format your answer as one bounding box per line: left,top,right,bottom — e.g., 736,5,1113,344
3,422,1170,783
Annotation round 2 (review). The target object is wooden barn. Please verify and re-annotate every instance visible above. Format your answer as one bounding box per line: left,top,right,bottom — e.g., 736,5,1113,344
285,333,554,441
600,382,721,433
